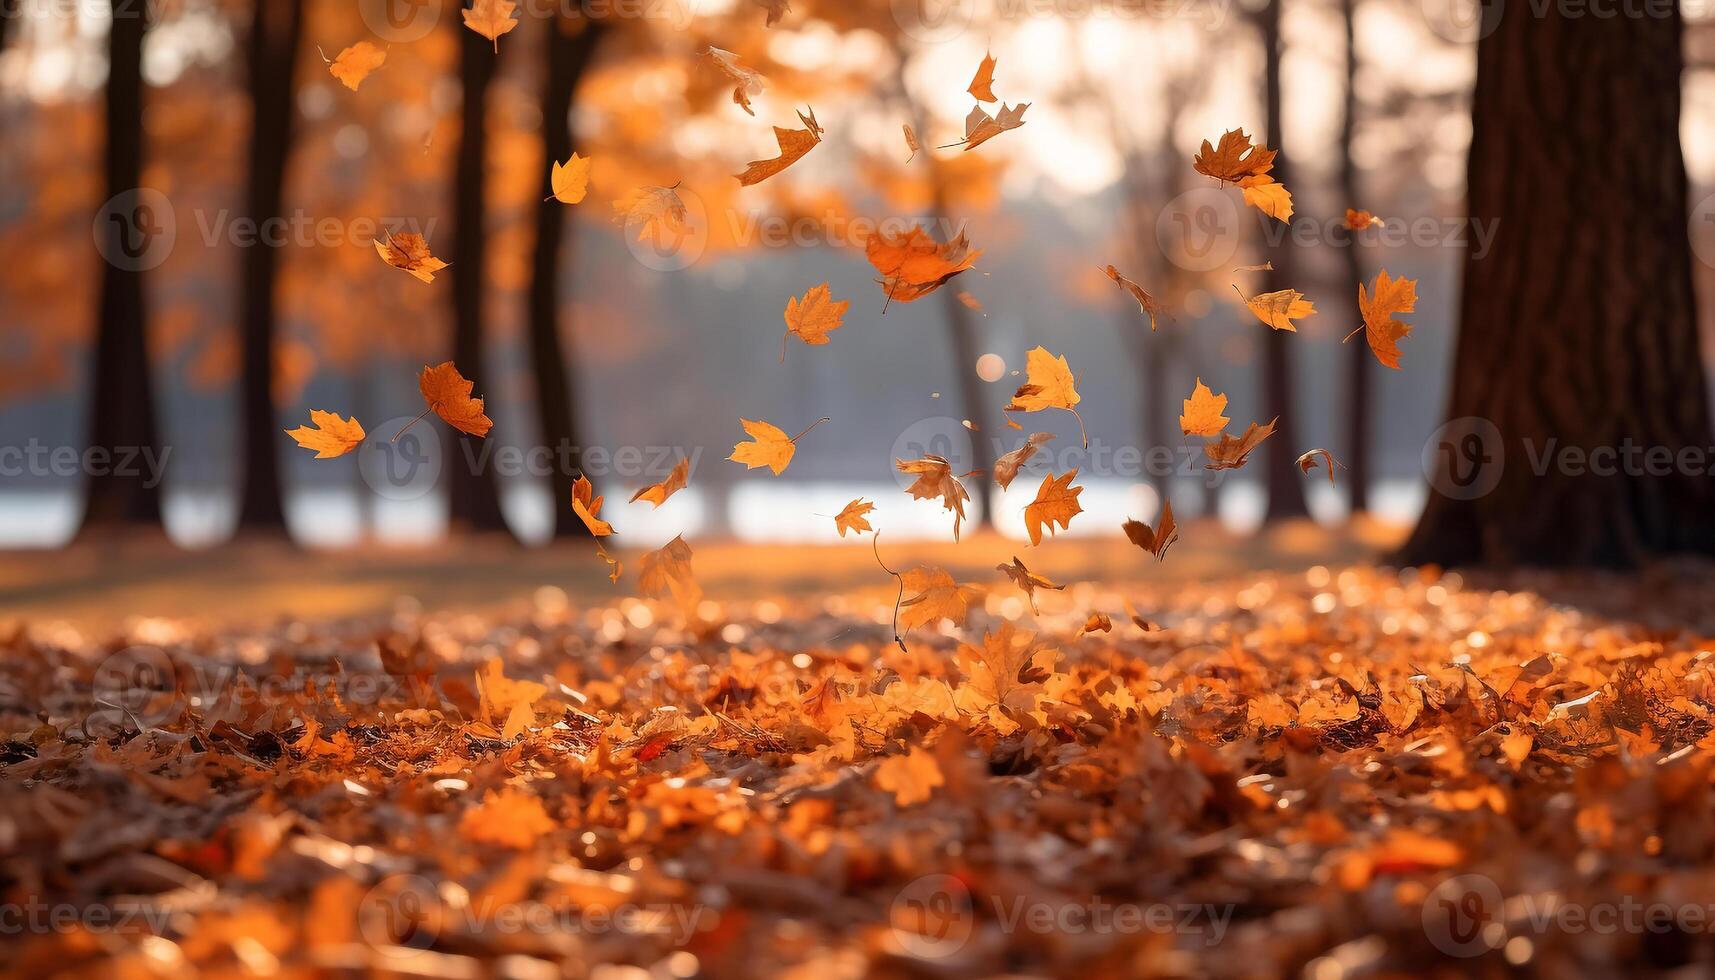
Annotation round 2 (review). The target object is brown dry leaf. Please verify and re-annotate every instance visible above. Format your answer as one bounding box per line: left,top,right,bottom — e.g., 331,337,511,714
285,410,365,459
705,46,764,116
375,232,448,284
755,0,789,25
895,454,972,540
996,555,1064,612
735,106,823,186
1103,264,1169,331
610,185,688,245
958,102,1029,152
833,498,875,537
596,542,622,584
1122,499,1179,561
1243,287,1316,332
549,153,592,205
1205,418,1278,471
638,535,698,604
781,282,849,361
1193,128,1277,184
630,458,690,508
899,566,979,629
326,42,386,92
729,417,826,476
903,124,919,162
416,361,493,437
993,431,1054,489
1078,611,1113,635
1006,346,1086,446
1297,448,1343,486
874,747,944,806
968,52,998,102
1356,269,1418,369
1234,261,1274,273
1345,207,1383,230
1179,378,1230,438
572,474,616,537
1023,469,1084,546
462,0,519,52
866,226,982,305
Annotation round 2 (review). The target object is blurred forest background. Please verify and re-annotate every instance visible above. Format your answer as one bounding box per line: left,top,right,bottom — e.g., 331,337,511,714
5,0,1715,551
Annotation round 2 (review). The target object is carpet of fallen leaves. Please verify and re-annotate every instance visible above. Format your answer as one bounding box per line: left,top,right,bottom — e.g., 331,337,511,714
7,562,1715,978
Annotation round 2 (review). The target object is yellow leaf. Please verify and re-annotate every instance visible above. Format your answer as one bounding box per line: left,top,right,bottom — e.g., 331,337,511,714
1243,288,1315,332
781,282,849,361
899,566,979,629
375,232,448,284
833,498,874,537
1239,175,1293,222
638,534,698,605
629,457,689,508
1022,469,1083,546
728,417,825,475
461,0,519,51
572,474,615,537
475,659,545,740
549,153,591,205
1006,346,1085,446
996,555,1063,612
327,42,385,92
1179,378,1230,437
285,410,365,459
895,455,971,540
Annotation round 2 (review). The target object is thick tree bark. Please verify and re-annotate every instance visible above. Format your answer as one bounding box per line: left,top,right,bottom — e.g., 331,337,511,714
1338,0,1370,514
527,18,604,539
1397,3,1715,567
1257,0,1309,522
234,0,304,535
447,19,511,536
82,0,165,537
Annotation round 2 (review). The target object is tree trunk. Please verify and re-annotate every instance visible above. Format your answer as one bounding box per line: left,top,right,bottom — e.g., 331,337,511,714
1338,0,1370,514
0,1,16,58
81,0,165,537
447,18,511,536
234,0,304,536
1397,3,1715,567
930,177,993,528
1257,0,1309,522
527,18,605,539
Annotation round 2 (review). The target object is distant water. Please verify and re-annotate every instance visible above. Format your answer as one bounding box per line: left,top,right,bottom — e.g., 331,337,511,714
0,479,1426,550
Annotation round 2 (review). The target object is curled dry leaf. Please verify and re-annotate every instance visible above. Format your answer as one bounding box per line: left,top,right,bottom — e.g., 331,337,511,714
462,0,519,51
705,46,764,116
1297,448,1344,485
996,555,1063,612
1345,207,1383,230
326,42,385,92
781,282,849,361
595,542,622,584
833,498,875,537
1006,346,1086,447
548,153,591,204
866,226,982,306
638,534,698,605
375,232,448,284
1023,469,1084,546
415,361,493,438
1205,417,1278,471
1179,378,1230,438
572,474,615,537
735,106,823,186
755,0,789,26
993,431,1054,489
895,455,971,541
967,52,998,102
630,457,690,508
956,102,1029,152
1078,611,1113,635
903,124,919,162
285,410,365,459
1122,499,1179,561
1241,286,1316,332
1103,264,1169,331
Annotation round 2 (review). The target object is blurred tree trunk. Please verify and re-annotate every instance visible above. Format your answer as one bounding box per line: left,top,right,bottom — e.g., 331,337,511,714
1398,3,1715,567
234,0,304,536
0,1,16,58
1338,0,1370,514
527,18,605,539
1257,0,1309,522
447,18,511,537
929,175,993,529
81,0,164,538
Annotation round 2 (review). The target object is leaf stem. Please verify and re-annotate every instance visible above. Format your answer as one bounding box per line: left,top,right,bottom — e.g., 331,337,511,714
790,417,831,443
871,533,907,653
391,408,432,443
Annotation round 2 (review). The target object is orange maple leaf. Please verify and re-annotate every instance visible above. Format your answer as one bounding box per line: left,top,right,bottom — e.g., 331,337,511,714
735,106,823,186
629,458,690,508
285,410,365,459
1193,128,1276,184
638,534,699,605
895,455,972,541
1122,499,1179,561
833,498,875,537
1353,269,1418,369
374,232,448,284
865,226,982,307
1006,346,1086,446
781,282,849,361
1205,418,1278,471
899,565,979,629
1103,264,1169,331
548,153,591,205
410,361,493,438
572,474,615,537
1179,378,1230,437
729,417,827,476
326,42,386,92
1022,469,1084,546
996,555,1063,612
874,747,944,806
462,0,519,52
1344,207,1383,230
1240,286,1316,332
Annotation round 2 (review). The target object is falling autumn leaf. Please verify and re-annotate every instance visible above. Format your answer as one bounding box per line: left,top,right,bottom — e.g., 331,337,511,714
1193,128,1276,184
1241,287,1316,332
629,458,690,509
866,226,982,306
1006,346,1086,447
735,106,823,186
1078,611,1113,635
729,417,827,476
611,185,689,246
781,282,849,361
896,455,972,541
1354,269,1418,369
1103,264,1169,331
374,232,448,284
834,499,875,537
462,0,519,52
755,0,789,26
705,46,764,117
996,555,1063,612
325,42,386,92
1023,469,1084,546
412,361,493,438
1122,500,1179,561
596,542,622,584
899,565,979,629
903,124,919,162
955,102,1029,152
967,52,998,102
874,747,944,806
283,411,365,460
1345,207,1383,230
638,535,698,604
1298,448,1344,486
993,431,1054,489
1239,175,1294,222
1234,261,1274,273
956,290,982,312
475,659,545,741
1205,418,1278,471
572,475,615,537
955,623,1056,734
548,153,591,205
1179,378,1230,438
